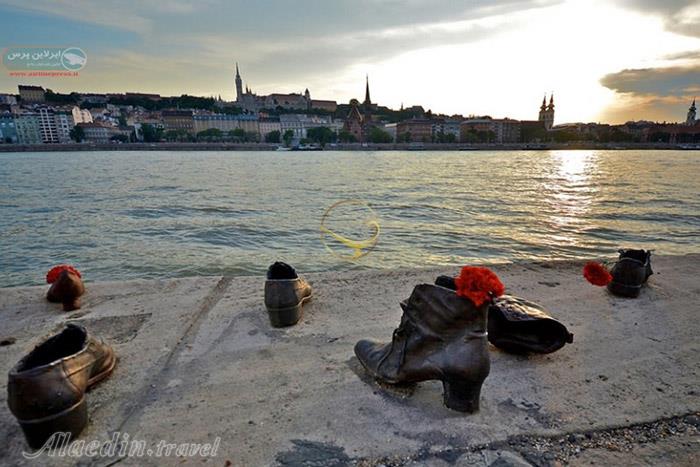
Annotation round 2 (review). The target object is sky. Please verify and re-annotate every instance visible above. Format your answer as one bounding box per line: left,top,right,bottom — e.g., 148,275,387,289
1,0,699,124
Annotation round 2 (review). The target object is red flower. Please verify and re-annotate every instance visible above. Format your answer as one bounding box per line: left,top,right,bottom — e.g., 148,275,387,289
583,262,612,287
46,265,82,284
455,266,505,307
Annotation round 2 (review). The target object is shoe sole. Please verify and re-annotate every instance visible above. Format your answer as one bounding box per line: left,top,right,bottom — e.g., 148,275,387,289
88,351,117,389
354,348,483,414
607,281,642,298
267,294,312,327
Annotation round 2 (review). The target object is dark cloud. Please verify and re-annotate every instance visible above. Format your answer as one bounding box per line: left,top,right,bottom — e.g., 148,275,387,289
601,66,700,97
619,0,700,37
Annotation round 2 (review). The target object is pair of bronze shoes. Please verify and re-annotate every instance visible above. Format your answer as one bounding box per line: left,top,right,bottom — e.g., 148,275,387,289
7,266,116,449
354,273,573,414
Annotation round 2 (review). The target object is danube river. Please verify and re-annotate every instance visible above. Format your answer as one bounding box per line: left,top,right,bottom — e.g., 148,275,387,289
1,150,698,287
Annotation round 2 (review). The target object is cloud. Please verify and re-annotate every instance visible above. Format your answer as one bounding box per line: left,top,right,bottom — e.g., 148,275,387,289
0,0,215,33
664,49,700,61
600,64,699,123
151,0,562,95
619,0,700,37
600,93,694,123
600,66,700,97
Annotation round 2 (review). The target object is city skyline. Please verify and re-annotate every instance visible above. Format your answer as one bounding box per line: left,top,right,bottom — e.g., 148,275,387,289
1,0,700,124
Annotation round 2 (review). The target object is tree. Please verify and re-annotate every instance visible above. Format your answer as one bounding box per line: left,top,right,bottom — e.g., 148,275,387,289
282,129,294,147
368,127,393,143
337,129,356,143
45,89,79,104
229,128,247,142
164,129,182,142
306,126,336,147
552,130,579,143
110,134,129,143
398,131,412,143
265,130,281,143
141,123,163,142
196,128,223,141
69,125,85,143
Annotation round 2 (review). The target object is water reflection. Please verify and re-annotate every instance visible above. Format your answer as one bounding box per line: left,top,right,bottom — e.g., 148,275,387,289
543,151,598,246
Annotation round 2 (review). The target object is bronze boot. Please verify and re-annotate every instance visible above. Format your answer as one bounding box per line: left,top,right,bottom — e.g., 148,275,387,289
436,275,573,354
46,270,85,311
7,324,116,449
607,249,653,298
354,284,490,413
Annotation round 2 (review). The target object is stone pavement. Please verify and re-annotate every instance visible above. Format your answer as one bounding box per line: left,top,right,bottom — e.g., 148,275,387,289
0,255,698,466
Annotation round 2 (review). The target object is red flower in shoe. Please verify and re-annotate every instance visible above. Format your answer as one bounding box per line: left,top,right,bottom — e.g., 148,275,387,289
46,265,82,284
583,262,612,287
455,266,505,307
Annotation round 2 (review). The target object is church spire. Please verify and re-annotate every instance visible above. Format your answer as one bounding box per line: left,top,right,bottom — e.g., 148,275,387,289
540,94,547,111
548,93,555,110
364,74,371,106
235,62,243,102
687,97,698,125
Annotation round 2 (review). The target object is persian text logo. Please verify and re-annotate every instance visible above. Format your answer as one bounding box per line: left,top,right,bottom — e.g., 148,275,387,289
3,46,87,72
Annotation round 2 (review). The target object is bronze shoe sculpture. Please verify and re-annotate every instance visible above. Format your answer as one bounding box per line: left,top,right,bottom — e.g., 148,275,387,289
264,262,312,327
583,249,653,298
46,265,85,311
436,275,573,354
607,249,653,298
354,278,496,413
7,323,116,449
487,295,573,354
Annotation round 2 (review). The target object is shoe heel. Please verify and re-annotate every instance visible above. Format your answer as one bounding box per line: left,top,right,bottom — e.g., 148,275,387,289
267,303,303,327
19,398,87,449
607,282,641,298
62,297,81,312
442,378,483,413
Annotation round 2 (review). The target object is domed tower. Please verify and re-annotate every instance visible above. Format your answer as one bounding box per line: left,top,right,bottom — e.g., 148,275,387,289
687,98,697,125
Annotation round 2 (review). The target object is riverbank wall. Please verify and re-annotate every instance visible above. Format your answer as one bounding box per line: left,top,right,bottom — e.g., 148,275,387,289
1,142,699,152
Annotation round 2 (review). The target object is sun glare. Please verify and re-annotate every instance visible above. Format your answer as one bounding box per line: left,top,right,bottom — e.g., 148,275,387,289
355,0,700,123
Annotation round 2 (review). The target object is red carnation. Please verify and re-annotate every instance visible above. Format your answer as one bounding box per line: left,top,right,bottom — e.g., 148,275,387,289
455,266,505,307
583,262,612,286
46,265,82,284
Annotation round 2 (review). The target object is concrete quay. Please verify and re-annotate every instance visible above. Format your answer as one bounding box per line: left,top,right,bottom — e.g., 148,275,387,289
1,255,698,466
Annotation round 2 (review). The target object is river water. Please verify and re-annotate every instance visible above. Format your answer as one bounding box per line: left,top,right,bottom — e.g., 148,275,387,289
1,150,698,287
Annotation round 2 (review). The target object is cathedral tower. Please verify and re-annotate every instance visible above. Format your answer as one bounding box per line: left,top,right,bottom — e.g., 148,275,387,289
235,63,243,103
687,98,697,125
363,74,371,107
538,94,555,130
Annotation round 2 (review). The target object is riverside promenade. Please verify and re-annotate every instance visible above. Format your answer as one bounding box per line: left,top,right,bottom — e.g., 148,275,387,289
0,256,698,466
